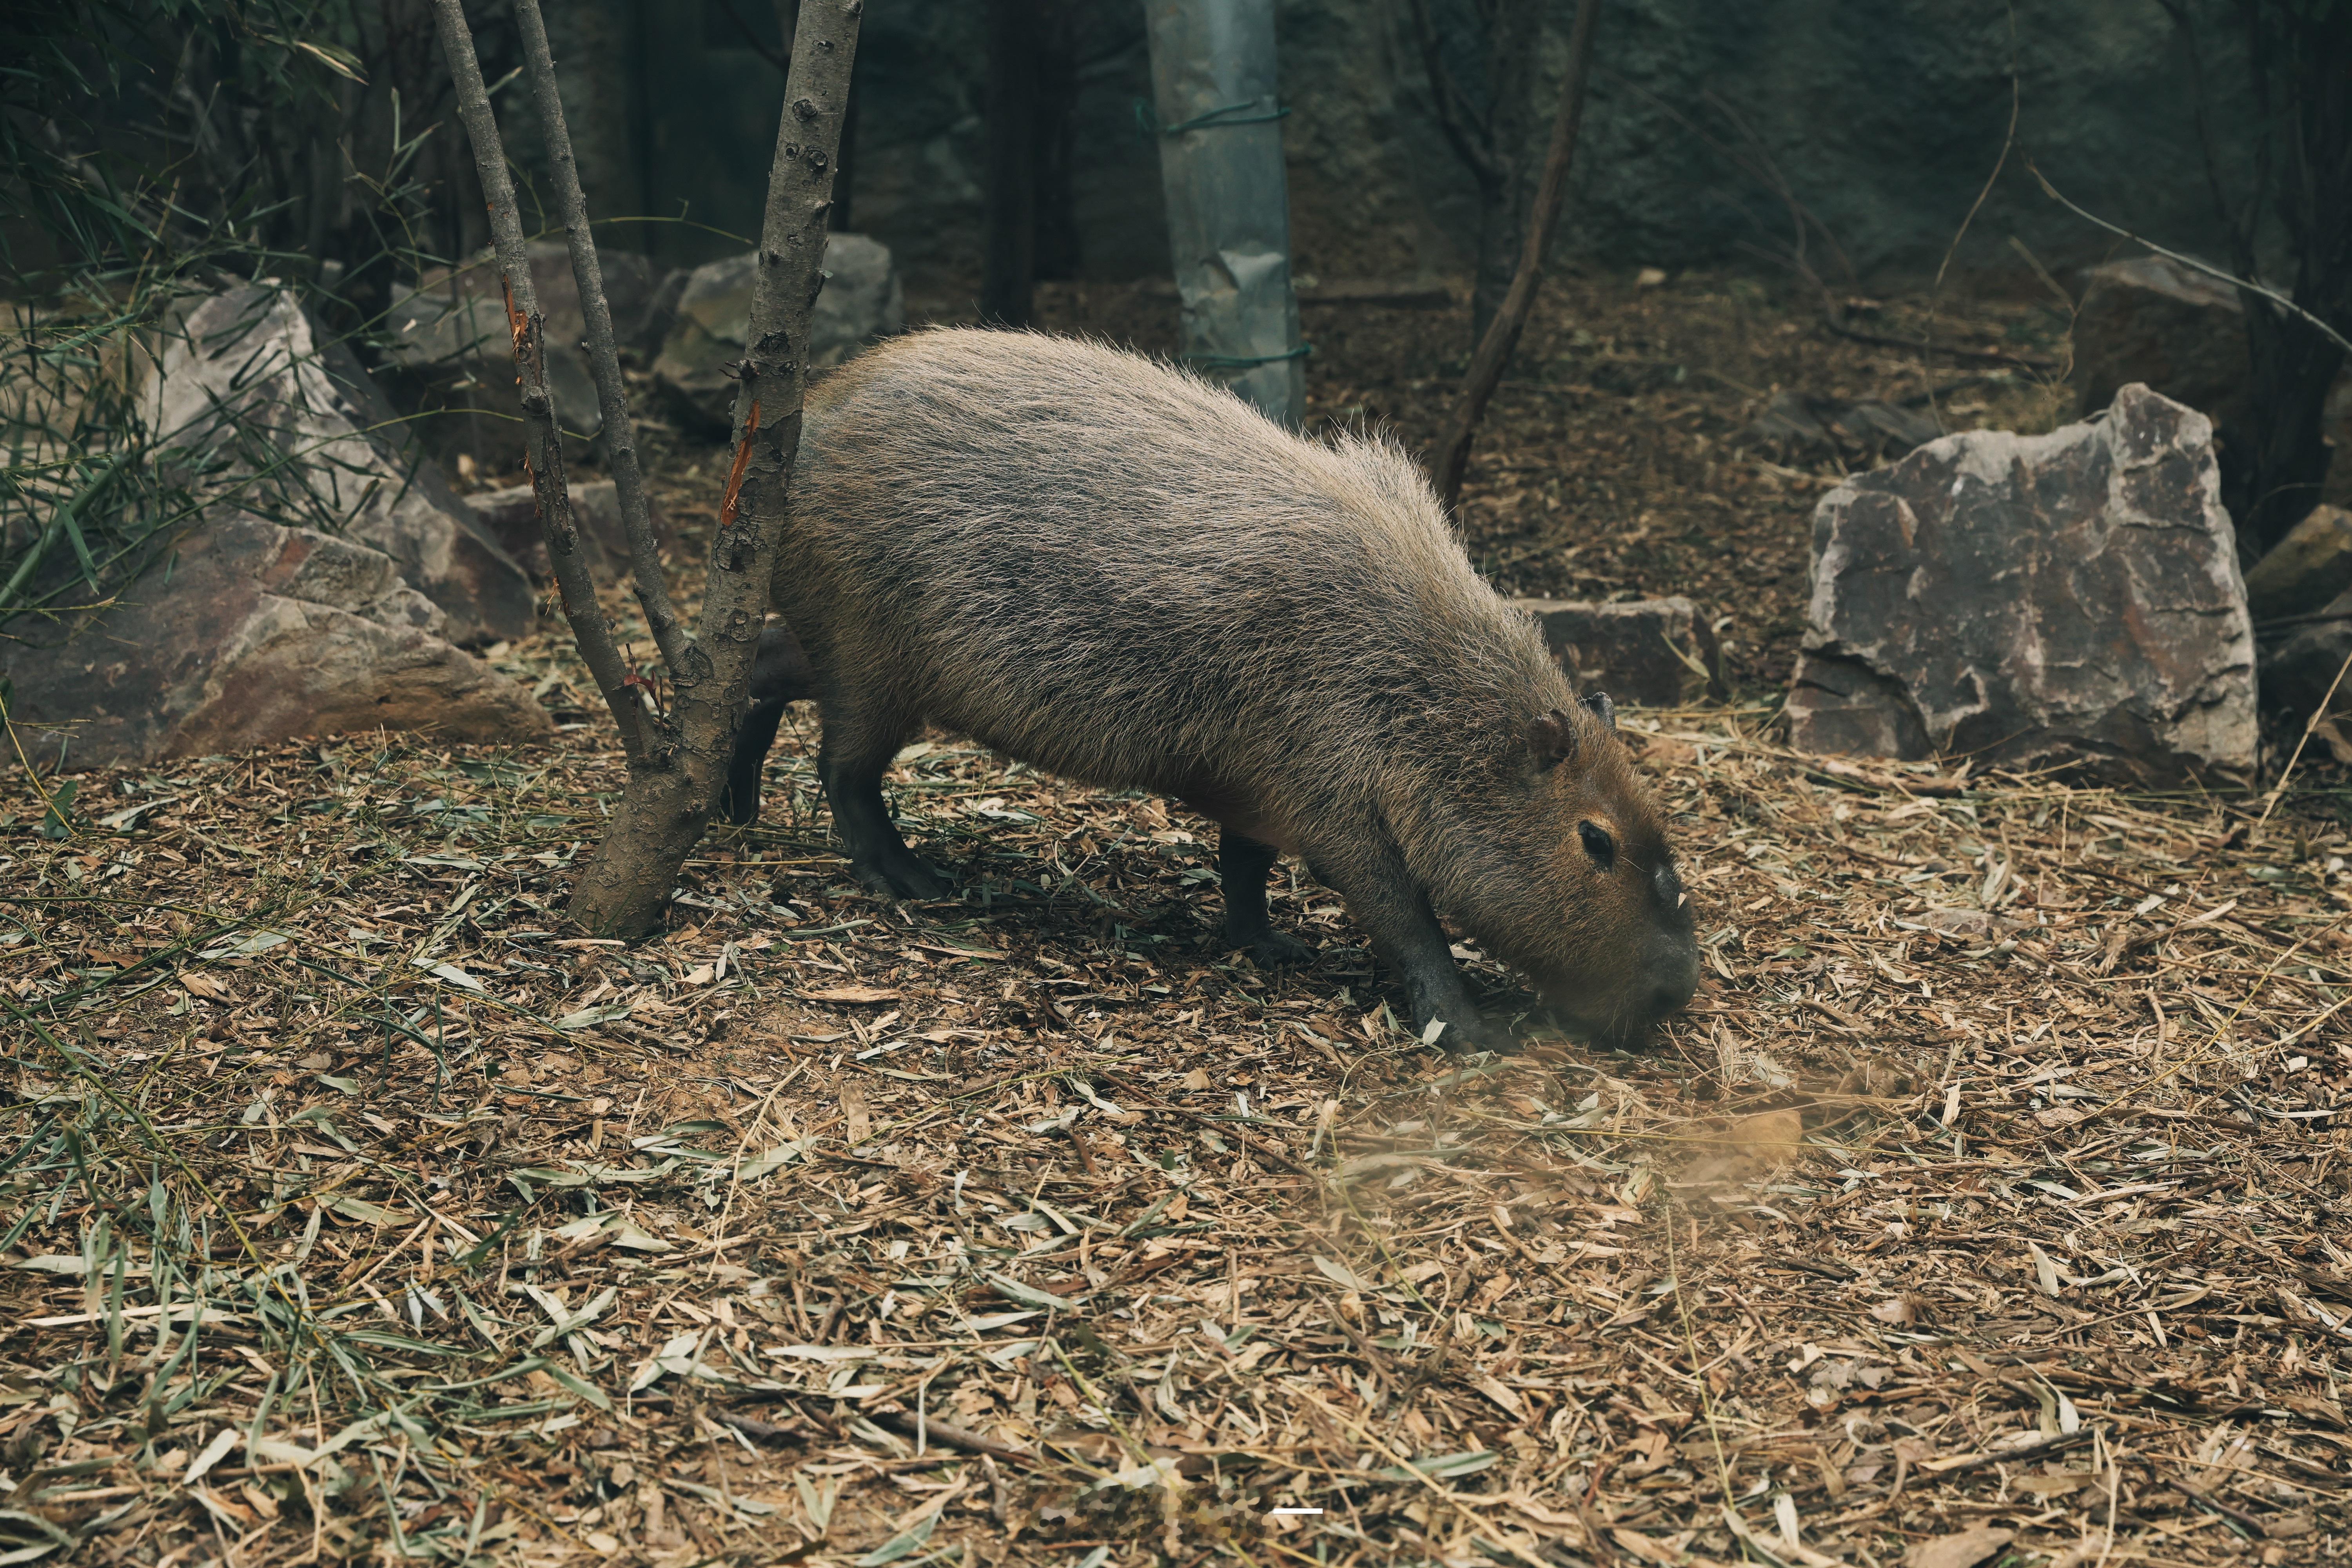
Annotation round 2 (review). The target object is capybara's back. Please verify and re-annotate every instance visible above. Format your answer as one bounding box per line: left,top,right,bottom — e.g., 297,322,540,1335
749,328,1699,1051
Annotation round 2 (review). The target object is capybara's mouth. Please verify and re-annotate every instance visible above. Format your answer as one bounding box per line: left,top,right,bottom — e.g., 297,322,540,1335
1587,1020,1661,1054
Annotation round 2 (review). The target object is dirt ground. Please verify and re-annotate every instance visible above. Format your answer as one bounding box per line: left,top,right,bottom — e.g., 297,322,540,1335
3,272,2349,1568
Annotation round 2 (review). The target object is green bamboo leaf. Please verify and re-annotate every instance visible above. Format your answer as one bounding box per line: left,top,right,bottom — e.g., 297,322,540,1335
853,1512,935,1566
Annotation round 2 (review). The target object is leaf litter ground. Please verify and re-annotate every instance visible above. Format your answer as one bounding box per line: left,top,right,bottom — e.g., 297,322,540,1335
3,272,2350,1568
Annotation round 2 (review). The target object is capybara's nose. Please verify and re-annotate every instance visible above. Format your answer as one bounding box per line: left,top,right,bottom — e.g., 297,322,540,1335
1648,946,1701,1018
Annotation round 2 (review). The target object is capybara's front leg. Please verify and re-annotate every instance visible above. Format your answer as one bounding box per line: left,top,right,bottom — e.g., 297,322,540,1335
1218,829,1315,967
1311,838,1501,1052
816,701,949,900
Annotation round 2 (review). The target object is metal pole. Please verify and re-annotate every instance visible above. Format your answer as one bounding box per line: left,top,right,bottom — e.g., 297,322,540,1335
1143,0,1305,427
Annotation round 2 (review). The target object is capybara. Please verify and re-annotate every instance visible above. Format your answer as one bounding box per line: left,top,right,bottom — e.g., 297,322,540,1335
724,329,1699,1051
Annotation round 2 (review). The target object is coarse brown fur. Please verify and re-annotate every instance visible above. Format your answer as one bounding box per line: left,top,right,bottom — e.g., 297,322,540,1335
728,328,1699,1049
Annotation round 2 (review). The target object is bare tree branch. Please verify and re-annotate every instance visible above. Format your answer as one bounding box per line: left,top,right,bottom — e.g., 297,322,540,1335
720,0,791,73
429,0,647,764
512,0,691,678
1434,0,1597,511
2155,0,2258,278
1405,0,1502,188
565,0,862,935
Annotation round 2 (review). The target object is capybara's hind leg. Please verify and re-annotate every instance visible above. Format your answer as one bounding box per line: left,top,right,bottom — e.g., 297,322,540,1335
1219,829,1314,966
720,699,789,826
720,621,820,826
818,704,950,900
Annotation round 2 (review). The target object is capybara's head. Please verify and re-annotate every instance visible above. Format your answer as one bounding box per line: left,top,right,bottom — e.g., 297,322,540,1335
1465,692,1701,1049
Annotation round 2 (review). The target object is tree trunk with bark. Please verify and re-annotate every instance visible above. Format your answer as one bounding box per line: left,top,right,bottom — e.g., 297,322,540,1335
1145,0,1305,427
983,0,1080,326
436,0,861,940
2172,0,2352,554
1434,0,1598,511
1409,0,1550,350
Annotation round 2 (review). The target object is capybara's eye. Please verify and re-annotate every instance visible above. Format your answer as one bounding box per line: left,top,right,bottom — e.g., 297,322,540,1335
1577,820,1616,871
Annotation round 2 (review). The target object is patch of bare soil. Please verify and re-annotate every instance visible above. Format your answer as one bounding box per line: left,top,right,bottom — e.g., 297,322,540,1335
2,275,2345,1568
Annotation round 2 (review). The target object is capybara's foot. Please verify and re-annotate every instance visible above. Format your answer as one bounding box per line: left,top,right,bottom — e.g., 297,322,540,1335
852,853,951,900
719,782,760,828
1237,927,1316,967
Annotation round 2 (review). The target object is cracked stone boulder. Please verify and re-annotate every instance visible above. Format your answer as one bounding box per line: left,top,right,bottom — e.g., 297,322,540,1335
381,239,668,453
460,478,668,585
2,514,552,768
1514,597,1727,708
1785,383,2256,786
151,285,534,647
653,233,904,435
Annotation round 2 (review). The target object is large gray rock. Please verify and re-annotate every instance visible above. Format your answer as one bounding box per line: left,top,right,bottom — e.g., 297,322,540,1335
1,514,551,768
653,234,905,435
1786,383,2256,786
150,286,533,646
1515,597,1727,708
461,479,667,586
381,240,668,449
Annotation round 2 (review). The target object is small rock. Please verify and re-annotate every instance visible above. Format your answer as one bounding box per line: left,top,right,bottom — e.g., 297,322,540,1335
148,285,532,646
1786,383,2256,785
2259,610,2352,720
1,514,551,768
2243,503,2352,621
653,234,905,434
2071,254,2252,432
1513,596,1726,708
1746,389,1942,463
462,479,666,586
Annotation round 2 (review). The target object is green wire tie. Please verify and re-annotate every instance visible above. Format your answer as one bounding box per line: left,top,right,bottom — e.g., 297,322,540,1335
1134,98,1292,139
1181,343,1313,370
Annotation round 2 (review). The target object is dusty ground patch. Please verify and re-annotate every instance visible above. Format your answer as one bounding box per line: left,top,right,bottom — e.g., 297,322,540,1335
4,705,2349,1566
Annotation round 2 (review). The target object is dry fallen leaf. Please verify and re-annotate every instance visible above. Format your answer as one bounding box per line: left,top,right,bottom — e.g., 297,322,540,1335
1906,1526,2015,1568
799,985,901,1004
1903,907,2029,940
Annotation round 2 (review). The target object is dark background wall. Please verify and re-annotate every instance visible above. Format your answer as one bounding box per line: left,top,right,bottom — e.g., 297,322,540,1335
537,0,2250,303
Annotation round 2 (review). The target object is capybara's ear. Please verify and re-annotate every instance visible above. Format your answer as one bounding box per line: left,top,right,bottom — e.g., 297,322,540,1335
1583,691,1616,731
1531,708,1577,771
